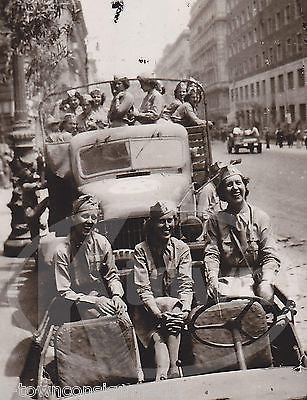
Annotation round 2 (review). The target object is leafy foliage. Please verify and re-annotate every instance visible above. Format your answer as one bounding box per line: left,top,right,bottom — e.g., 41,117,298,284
0,0,79,92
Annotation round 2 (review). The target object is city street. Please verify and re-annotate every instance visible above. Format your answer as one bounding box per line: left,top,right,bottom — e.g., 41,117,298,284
211,140,307,345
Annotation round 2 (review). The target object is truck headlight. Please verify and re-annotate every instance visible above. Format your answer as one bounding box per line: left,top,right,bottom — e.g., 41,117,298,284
180,216,203,242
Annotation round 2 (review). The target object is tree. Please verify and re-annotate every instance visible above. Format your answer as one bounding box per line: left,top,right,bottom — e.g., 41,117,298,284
0,0,79,94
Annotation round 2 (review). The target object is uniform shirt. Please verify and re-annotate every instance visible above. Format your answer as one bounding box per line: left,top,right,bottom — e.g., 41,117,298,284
204,204,280,288
136,89,164,124
134,237,194,312
108,90,134,127
91,106,108,128
54,231,124,304
161,99,182,120
197,182,221,222
171,102,204,127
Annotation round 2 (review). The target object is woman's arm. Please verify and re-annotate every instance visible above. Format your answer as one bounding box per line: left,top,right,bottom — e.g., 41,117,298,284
204,216,221,296
134,245,162,318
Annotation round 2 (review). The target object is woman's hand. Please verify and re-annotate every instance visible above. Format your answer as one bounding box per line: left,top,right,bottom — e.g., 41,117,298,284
95,296,117,315
256,281,274,303
112,295,127,315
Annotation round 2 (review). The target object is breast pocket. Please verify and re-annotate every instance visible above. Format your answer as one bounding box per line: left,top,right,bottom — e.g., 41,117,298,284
88,254,102,276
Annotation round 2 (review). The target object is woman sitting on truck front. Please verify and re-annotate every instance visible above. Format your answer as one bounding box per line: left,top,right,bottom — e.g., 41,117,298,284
204,164,280,303
133,201,193,381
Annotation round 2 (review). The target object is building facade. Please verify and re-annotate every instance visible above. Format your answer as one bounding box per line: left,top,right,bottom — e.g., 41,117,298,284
189,0,229,124
154,29,191,100
227,0,306,130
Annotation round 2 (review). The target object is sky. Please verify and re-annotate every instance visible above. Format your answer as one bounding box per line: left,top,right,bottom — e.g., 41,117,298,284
81,0,195,80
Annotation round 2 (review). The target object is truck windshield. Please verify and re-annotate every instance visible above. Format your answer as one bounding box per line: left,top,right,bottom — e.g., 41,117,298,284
79,138,183,176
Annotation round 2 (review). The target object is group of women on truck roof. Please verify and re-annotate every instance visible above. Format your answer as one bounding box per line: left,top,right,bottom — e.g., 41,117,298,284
52,162,280,382
46,75,212,143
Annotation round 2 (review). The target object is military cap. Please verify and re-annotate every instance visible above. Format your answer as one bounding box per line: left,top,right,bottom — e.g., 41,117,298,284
149,201,176,219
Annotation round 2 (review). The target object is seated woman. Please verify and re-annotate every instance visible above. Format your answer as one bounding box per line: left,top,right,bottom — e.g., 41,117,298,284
77,94,98,132
90,88,108,129
108,75,134,127
133,73,165,124
204,165,280,303
133,201,193,380
162,81,187,121
172,88,212,128
53,194,127,321
47,113,77,143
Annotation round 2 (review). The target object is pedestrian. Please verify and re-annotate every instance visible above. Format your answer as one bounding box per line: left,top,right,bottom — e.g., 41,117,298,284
108,76,134,127
133,201,193,380
133,73,165,124
287,131,294,148
53,194,127,321
275,127,283,148
264,127,270,149
304,130,307,150
204,164,280,303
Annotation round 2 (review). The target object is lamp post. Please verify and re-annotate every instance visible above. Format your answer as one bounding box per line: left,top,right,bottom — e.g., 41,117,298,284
4,53,36,257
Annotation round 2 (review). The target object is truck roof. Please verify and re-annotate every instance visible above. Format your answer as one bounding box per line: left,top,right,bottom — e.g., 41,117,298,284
69,123,188,152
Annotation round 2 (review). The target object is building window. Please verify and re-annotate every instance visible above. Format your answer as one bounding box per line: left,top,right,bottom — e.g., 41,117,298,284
267,18,273,34
270,77,275,93
250,83,255,97
276,11,282,30
269,47,274,64
278,74,284,92
262,79,266,95
231,89,234,102
299,103,306,121
256,81,260,96
295,0,303,18
260,22,265,40
287,38,292,56
276,42,282,61
249,57,254,71
235,88,239,101
280,105,285,122
289,104,295,122
284,5,291,24
255,54,260,69
271,106,277,123
296,33,303,53
297,68,305,87
254,28,257,42
262,51,267,66
288,71,294,89
240,87,243,100
245,85,249,99
242,36,246,49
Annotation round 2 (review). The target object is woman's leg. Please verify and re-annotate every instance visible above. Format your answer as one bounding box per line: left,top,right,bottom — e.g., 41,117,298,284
167,333,181,378
152,332,169,381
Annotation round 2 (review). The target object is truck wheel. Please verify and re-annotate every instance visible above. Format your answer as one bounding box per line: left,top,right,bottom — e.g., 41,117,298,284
257,143,262,153
234,145,239,154
249,145,254,153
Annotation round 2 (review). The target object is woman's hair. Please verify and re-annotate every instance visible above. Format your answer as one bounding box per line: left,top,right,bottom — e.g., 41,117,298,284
174,82,187,99
217,176,250,201
90,89,106,105
59,113,76,131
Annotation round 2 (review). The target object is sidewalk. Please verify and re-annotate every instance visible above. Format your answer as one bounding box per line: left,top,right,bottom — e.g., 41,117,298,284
0,188,35,399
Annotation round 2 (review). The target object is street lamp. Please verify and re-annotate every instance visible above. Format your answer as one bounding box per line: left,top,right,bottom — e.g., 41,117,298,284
4,53,35,257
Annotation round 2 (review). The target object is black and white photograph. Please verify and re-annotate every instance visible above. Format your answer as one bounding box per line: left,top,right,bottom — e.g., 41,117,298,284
0,0,307,399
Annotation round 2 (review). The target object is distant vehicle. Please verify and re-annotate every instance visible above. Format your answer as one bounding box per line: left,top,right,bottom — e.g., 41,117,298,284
227,127,262,154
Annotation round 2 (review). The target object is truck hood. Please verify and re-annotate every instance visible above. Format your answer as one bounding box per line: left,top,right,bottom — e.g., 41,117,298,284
78,173,190,219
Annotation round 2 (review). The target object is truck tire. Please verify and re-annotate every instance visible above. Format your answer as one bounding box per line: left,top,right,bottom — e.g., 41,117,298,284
257,143,262,153
234,145,239,154
249,145,254,153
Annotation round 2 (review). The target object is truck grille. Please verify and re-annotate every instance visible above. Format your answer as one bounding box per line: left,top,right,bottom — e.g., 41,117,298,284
99,218,146,250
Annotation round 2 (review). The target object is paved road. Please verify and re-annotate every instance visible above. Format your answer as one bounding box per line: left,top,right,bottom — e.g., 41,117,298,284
212,140,307,346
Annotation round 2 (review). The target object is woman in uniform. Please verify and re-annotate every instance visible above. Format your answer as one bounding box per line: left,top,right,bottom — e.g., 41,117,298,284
204,165,280,303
